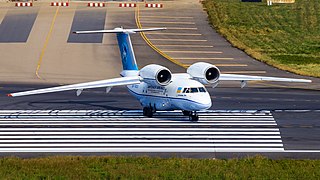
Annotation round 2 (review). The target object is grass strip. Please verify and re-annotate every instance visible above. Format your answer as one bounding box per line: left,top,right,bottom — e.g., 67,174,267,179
203,0,320,77
0,156,319,179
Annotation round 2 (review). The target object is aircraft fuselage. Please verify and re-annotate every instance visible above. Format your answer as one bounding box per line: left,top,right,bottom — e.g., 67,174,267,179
127,75,212,111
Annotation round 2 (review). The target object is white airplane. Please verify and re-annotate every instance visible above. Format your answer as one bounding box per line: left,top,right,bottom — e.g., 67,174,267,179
8,27,311,121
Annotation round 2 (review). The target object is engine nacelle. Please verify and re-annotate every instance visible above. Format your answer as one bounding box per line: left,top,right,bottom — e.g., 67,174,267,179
187,62,220,85
139,64,172,86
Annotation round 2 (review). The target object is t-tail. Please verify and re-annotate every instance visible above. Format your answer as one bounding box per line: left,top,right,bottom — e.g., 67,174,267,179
74,27,166,71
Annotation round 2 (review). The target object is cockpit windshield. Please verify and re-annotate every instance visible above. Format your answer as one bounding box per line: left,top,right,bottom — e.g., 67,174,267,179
182,87,206,93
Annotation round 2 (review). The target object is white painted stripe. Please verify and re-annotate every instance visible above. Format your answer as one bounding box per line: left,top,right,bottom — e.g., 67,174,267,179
0,132,281,135
0,116,274,120
0,148,285,153
0,120,276,123
0,128,280,131
140,21,195,24
0,110,272,114
163,51,222,54
0,140,283,143
0,123,277,126
0,144,283,147
155,45,213,48
0,135,282,139
149,39,207,42
140,16,194,19
284,150,320,153
0,113,272,117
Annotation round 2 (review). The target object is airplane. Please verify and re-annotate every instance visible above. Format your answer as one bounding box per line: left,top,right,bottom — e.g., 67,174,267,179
8,27,312,121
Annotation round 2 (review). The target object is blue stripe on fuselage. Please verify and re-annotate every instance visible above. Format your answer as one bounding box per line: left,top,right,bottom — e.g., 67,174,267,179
117,33,138,70
127,87,210,107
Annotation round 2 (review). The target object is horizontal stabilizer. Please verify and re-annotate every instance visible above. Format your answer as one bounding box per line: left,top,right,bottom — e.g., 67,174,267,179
74,27,167,34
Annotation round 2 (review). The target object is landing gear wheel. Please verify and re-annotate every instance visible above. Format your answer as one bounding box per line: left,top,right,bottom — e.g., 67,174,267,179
182,110,192,116
189,111,199,122
143,107,153,118
190,115,199,121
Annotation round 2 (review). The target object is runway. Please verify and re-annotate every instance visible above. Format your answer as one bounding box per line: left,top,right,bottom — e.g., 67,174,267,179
0,109,318,158
0,110,283,153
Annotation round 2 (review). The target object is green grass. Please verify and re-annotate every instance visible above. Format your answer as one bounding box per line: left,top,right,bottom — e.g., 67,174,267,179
0,156,319,179
203,0,320,77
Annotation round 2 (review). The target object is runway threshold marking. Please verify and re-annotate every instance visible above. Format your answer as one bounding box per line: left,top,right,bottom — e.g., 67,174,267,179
35,6,60,79
0,110,284,152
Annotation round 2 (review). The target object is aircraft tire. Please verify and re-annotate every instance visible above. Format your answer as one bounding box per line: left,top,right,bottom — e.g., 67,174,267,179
143,107,153,118
182,110,192,116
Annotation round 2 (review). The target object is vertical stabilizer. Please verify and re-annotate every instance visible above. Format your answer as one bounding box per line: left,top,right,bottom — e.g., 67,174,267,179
116,33,138,70
73,27,166,71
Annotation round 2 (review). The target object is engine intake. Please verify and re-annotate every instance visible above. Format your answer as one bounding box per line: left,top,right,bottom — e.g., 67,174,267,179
139,64,172,86
187,62,220,85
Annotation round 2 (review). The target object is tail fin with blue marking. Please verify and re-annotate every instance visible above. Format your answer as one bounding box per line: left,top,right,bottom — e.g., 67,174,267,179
74,27,166,71
116,32,138,70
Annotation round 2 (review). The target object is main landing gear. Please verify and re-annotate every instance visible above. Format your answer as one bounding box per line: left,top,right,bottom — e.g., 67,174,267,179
182,110,199,121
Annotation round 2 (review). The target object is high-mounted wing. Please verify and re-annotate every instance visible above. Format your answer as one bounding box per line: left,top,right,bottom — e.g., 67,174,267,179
220,74,311,83
219,73,311,88
8,76,142,97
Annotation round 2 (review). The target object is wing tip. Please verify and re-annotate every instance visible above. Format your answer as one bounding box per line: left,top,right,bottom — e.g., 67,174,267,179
7,94,12,97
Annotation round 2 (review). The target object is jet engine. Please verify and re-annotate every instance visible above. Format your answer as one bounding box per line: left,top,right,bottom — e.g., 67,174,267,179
187,62,220,85
139,64,172,86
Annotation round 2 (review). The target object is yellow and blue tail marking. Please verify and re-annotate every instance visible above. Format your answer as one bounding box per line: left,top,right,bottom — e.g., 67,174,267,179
117,33,138,70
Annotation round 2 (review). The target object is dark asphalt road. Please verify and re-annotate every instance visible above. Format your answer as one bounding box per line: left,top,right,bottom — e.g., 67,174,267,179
0,8,38,42
68,9,106,43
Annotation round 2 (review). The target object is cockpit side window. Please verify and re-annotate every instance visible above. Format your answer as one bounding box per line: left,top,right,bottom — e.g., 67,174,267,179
183,88,190,93
191,88,198,93
199,87,206,92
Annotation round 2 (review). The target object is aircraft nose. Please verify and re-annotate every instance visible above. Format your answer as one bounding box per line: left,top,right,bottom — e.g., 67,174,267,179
195,94,212,110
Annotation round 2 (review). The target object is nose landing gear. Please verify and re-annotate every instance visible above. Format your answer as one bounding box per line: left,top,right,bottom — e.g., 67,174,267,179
182,110,199,121
143,105,156,118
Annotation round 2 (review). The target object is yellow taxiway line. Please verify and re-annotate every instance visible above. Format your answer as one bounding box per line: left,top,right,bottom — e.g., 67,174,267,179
36,7,60,79
135,5,185,67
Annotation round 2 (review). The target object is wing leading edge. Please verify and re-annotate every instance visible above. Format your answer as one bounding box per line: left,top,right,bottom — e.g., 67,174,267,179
8,76,142,97
220,74,312,83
